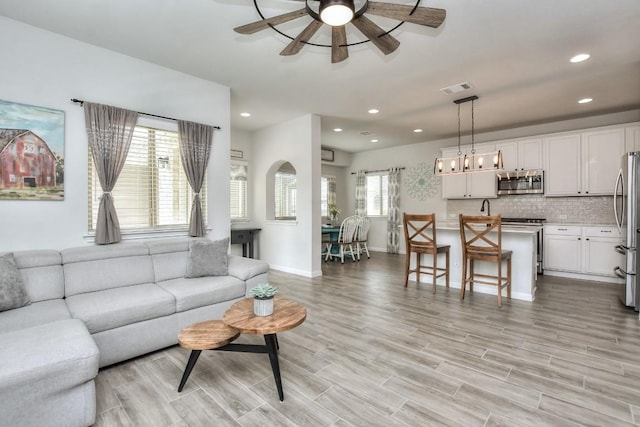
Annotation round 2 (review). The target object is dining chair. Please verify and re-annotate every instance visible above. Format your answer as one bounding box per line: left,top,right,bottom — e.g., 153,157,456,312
354,216,371,260
459,214,512,307
402,213,450,293
324,216,358,263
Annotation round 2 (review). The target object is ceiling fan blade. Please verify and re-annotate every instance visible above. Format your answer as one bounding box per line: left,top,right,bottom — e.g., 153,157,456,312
280,20,324,56
351,15,400,55
366,2,446,28
331,26,349,63
234,8,308,34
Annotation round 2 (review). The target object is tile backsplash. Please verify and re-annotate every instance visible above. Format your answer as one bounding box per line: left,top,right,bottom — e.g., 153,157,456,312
447,194,614,224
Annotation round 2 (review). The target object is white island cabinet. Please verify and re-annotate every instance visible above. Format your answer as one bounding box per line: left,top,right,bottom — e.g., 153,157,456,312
422,223,539,301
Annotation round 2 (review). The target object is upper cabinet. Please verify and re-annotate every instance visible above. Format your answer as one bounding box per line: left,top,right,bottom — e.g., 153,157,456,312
544,127,626,196
440,122,637,200
627,124,640,152
543,133,582,196
582,128,626,195
440,145,497,199
495,138,542,172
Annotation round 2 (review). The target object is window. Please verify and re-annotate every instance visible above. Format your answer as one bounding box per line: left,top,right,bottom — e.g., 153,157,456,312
230,162,248,220
88,124,206,231
366,173,388,216
320,176,328,216
275,162,296,220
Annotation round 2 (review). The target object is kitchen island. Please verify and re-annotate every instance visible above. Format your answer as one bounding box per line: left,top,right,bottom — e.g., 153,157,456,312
428,222,540,302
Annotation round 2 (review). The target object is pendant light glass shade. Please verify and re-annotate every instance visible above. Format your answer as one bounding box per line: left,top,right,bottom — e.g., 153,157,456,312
320,0,355,26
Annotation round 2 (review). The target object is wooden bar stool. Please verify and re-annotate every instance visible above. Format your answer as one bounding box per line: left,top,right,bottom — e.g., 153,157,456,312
459,214,512,307
402,213,450,293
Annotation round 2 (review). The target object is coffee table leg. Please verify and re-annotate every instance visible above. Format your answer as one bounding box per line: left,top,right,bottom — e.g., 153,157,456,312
178,350,202,392
264,334,284,401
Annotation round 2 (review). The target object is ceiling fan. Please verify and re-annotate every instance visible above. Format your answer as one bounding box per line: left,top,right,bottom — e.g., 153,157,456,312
234,0,446,63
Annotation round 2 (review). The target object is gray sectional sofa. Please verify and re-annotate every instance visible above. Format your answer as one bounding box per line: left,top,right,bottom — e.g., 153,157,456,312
0,237,269,427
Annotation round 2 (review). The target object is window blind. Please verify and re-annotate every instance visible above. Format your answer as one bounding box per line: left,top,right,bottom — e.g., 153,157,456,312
88,125,206,231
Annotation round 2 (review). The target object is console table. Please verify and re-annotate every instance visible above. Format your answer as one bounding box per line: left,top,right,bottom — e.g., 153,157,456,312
230,227,261,258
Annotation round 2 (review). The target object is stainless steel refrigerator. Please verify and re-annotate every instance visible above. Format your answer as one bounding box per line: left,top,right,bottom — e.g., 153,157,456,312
614,151,639,310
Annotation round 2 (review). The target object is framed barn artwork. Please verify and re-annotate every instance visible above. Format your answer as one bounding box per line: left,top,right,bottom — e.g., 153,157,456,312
0,99,64,200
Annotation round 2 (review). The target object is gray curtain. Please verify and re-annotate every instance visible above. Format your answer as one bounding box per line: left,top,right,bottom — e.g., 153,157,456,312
178,120,215,237
84,102,138,245
355,170,366,216
387,167,401,253
327,176,337,206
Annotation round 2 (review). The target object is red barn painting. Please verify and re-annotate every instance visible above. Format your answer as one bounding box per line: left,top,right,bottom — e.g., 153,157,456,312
0,129,57,189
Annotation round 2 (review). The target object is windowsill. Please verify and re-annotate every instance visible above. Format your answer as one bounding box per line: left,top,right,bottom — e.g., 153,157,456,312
83,226,211,243
265,220,298,226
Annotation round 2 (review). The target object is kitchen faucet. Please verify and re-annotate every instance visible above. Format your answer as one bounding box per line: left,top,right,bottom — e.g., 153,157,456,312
480,198,491,216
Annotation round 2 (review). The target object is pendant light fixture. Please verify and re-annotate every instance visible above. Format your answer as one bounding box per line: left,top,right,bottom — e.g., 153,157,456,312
319,0,355,26
434,95,503,176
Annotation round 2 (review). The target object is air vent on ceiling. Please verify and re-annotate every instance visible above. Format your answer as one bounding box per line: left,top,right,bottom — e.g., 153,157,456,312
440,82,472,95
360,131,372,136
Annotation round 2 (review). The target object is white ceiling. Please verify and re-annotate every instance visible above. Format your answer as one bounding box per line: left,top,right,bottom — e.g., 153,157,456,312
1,0,639,153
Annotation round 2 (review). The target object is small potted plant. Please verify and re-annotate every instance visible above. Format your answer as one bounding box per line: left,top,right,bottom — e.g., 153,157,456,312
250,283,278,316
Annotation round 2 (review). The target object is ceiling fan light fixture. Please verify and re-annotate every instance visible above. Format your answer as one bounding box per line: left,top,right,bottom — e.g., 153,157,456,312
319,0,355,26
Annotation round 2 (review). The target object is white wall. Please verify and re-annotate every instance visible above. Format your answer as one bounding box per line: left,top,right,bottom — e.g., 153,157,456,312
251,114,322,277
0,18,230,251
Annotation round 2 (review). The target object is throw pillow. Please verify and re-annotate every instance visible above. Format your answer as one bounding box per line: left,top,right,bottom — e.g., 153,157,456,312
185,238,229,278
0,253,31,312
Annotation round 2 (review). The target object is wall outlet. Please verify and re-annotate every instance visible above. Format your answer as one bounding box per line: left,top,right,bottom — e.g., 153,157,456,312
558,214,567,220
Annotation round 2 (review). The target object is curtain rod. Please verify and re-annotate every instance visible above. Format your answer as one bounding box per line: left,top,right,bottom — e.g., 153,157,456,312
70,98,221,130
350,167,405,175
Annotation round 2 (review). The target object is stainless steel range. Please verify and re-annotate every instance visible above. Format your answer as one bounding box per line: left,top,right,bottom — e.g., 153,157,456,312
501,217,546,274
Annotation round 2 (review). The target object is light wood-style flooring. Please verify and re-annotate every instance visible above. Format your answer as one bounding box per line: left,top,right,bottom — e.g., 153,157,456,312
94,253,640,426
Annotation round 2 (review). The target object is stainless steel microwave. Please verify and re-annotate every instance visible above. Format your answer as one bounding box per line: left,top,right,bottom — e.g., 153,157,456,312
496,170,544,195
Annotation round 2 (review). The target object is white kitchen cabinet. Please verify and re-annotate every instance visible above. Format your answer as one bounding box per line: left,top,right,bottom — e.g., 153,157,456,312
627,125,640,152
544,225,582,273
582,128,626,195
544,127,626,196
543,133,581,196
583,226,623,276
496,138,542,172
544,224,622,278
440,146,497,199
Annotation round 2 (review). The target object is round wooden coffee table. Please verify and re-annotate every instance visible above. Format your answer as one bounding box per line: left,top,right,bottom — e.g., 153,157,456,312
176,297,306,401
223,296,306,401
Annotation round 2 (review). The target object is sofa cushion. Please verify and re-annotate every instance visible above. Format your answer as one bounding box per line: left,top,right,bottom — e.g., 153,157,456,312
12,249,64,302
0,300,71,334
0,253,31,312
185,238,229,278
62,243,154,296
65,283,175,334
146,238,190,282
0,318,99,389
227,255,270,281
156,275,245,312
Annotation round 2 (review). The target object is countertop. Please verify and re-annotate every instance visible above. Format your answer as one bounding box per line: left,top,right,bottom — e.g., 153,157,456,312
435,221,541,234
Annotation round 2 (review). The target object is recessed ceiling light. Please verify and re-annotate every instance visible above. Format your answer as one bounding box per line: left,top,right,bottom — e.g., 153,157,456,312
240,112,251,117
570,53,590,63
370,139,379,143
333,128,343,132
578,98,593,104
368,109,379,114
413,129,423,133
